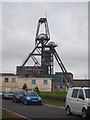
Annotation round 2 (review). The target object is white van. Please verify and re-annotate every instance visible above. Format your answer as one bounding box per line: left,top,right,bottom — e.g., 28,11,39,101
66,87,90,119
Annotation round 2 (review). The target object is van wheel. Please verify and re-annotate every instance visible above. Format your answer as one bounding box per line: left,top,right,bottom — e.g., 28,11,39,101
82,108,87,119
66,106,71,115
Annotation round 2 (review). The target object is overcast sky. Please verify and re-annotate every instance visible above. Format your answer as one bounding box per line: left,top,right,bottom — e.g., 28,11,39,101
1,2,88,79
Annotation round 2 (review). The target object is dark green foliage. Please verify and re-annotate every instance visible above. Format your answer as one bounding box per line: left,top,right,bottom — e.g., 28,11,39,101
22,83,27,90
34,86,40,94
40,91,66,102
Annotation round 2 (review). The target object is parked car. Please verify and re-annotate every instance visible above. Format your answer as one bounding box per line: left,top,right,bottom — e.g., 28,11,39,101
0,90,4,98
22,91,42,105
12,90,25,103
66,87,90,119
2,91,13,100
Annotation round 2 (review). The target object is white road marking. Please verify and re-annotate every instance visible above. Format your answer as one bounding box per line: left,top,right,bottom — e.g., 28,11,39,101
43,104,65,109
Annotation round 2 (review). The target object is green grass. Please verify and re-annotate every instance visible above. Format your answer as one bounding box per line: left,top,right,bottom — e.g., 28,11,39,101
1,108,27,120
40,91,67,107
40,91,67,96
42,99,65,107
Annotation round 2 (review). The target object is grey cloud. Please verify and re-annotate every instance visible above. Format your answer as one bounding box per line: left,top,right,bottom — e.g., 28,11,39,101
2,2,88,78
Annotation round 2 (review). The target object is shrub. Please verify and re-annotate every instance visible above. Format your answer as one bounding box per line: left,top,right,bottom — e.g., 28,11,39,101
34,86,40,95
22,83,27,91
40,92,66,102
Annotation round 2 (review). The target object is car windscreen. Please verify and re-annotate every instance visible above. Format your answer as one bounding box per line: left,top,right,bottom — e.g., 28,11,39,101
21,91,25,94
5,91,13,94
85,89,90,98
26,92,38,96
16,92,23,96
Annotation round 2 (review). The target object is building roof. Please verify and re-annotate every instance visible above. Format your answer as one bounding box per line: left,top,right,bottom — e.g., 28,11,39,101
73,79,90,87
73,79,90,81
0,73,15,76
55,72,73,75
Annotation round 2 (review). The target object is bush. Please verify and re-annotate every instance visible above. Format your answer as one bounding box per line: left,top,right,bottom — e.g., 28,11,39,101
42,95,66,102
22,83,27,91
40,92,66,102
34,86,40,95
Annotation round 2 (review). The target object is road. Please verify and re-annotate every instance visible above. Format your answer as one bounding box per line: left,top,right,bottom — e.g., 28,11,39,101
2,99,82,120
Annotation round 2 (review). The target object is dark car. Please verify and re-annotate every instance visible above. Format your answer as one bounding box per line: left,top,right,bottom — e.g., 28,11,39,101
22,91,42,105
2,91,13,100
12,90,25,103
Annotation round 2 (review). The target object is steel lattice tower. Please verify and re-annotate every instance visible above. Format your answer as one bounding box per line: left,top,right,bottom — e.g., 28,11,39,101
17,18,73,85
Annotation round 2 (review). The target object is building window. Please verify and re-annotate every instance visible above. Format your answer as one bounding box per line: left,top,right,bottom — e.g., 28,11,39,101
43,80,48,85
60,86,62,89
54,86,57,89
4,78,9,83
32,79,36,84
11,78,16,83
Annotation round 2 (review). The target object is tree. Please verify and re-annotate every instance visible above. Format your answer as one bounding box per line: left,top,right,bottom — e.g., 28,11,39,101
22,83,27,90
34,86,40,94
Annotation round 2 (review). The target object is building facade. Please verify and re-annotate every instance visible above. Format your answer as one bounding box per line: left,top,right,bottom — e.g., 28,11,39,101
0,72,74,92
55,72,73,82
0,73,52,92
73,79,90,87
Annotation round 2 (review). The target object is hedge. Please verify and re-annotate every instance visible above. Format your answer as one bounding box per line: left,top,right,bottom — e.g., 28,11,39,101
40,92,66,102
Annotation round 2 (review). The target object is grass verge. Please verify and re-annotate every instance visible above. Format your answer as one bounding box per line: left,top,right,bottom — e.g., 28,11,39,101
42,99,65,107
40,91,66,107
1,108,27,120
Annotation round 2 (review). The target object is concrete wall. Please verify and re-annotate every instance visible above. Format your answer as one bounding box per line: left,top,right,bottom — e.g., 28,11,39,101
52,82,66,91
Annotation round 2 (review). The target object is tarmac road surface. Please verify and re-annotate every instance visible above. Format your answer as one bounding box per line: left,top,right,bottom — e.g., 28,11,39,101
2,99,82,120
